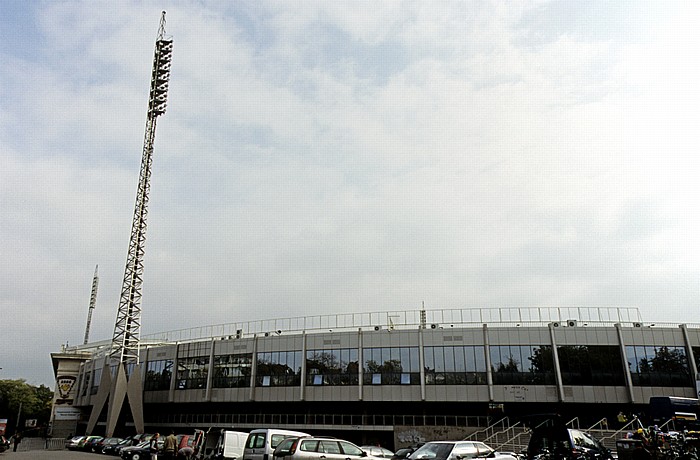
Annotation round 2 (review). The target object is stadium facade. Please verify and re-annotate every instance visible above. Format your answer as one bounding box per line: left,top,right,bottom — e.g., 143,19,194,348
50,307,700,446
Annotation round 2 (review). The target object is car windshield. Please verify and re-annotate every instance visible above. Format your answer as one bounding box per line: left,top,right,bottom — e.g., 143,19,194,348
412,443,455,460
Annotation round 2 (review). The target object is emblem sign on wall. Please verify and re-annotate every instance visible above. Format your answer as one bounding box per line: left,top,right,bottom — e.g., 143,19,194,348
55,375,77,405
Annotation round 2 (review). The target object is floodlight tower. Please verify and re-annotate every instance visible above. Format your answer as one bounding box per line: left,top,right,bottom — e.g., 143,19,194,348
83,265,99,345
86,11,173,437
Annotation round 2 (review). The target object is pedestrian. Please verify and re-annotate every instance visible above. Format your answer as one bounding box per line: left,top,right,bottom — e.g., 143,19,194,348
150,432,160,460
11,432,21,452
617,411,628,427
162,430,178,460
178,446,195,459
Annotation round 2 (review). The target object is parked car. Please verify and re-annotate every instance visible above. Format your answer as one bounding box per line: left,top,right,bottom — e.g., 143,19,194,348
77,435,104,451
391,447,418,460
362,446,395,459
245,429,310,460
526,426,613,460
410,441,518,460
273,436,383,460
66,435,86,450
96,437,125,454
121,440,158,460
104,438,132,456
84,435,105,452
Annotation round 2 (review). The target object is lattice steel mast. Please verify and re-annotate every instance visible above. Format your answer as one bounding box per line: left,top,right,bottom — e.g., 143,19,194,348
111,12,173,364
87,12,172,437
83,265,99,345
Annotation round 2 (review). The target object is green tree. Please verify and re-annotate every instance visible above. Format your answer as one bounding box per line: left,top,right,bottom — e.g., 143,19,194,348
0,379,54,435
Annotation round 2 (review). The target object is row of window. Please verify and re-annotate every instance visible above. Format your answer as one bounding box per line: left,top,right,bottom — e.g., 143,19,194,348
83,344,697,393
113,345,700,390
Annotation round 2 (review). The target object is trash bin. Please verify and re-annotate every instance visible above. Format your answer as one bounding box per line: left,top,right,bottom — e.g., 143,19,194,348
616,438,643,460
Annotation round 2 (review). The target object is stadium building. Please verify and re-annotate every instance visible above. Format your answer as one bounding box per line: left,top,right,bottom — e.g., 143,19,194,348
50,307,700,447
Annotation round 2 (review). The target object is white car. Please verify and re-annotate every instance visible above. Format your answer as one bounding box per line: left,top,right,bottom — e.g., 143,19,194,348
410,441,518,460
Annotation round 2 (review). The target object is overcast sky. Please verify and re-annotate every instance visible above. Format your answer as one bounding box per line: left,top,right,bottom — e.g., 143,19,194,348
2,1,700,388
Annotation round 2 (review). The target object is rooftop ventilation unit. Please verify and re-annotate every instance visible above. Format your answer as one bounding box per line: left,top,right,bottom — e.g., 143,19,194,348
551,321,561,327
567,320,578,327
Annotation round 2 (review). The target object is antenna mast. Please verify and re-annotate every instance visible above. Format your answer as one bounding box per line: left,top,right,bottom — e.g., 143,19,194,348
87,11,173,437
83,265,99,345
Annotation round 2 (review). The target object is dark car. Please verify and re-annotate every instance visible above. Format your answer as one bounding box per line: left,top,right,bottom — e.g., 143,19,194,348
104,438,131,456
85,436,105,452
121,440,158,460
391,447,418,460
526,426,612,460
78,435,104,451
97,437,125,454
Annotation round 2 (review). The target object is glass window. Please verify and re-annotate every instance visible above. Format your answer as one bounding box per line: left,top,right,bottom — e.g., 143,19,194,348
246,433,265,449
424,346,487,385
176,356,209,390
256,350,302,387
145,359,173,391
321,441,341,454
81,371,91,397
490,345,555,385
213,353,252,388
363,347,420,385
301,440,320,452
558,345,625,386
90,368,102,395
339,441,364,456
626,345,690,387
306,348,359,385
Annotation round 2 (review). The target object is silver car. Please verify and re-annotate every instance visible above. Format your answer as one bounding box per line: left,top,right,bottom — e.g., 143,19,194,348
409,441,518,460
274,436,381,460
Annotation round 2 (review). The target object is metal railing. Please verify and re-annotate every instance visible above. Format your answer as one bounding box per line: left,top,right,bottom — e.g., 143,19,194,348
464,417,511,441
67,306,646,354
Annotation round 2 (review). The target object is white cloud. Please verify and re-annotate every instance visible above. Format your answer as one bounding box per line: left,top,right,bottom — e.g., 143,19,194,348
1,1,699,386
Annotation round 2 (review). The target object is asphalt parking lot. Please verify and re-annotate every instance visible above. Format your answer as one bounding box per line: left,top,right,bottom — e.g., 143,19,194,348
0,450,102,459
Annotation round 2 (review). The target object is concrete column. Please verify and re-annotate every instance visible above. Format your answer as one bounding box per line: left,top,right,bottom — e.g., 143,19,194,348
205,338,215,401
616,323,635,404
680,324,698,388
300,331,307,401
548,323,565,402
419,326,426,401
168,343,179,402
483,324,493,402
358,328,364,401
249,336,258,401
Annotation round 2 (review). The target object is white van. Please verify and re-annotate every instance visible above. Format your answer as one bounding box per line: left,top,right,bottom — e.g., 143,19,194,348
244,429,310,460
212,430,249,460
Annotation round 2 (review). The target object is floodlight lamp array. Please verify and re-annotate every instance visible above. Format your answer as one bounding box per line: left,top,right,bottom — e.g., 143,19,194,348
149,39,173,117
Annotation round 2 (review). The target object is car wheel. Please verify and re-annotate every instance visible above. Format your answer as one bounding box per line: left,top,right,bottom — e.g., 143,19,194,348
132,454,141,460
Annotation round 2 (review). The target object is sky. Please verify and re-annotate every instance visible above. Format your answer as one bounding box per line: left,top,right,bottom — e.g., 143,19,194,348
1,1,700,388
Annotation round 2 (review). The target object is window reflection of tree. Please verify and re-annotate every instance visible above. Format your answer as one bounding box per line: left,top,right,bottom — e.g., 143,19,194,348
628,345,690,387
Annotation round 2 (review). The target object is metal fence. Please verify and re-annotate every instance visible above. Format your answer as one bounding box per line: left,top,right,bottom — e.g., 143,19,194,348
11,437,66,452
